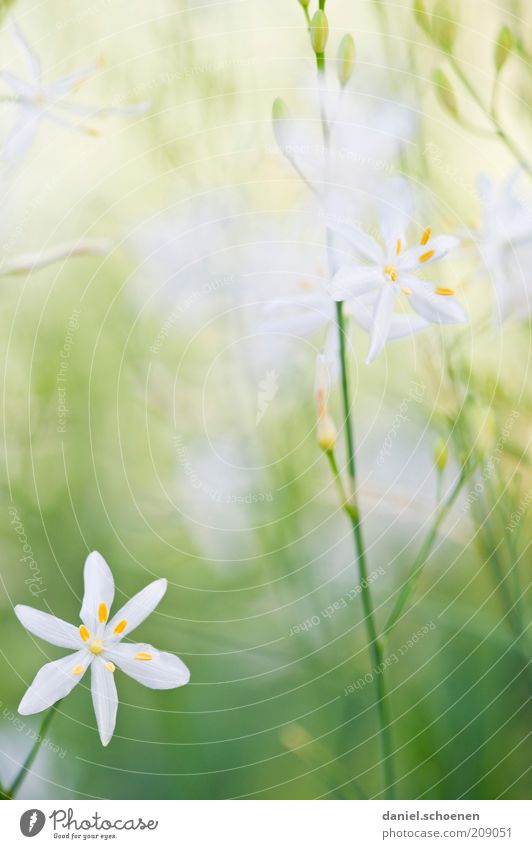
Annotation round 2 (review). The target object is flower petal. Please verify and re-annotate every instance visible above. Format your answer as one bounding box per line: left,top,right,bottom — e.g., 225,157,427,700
367,285,396,363
12,20,41,82
379,176,414,249
107,579,167,641
15,605,81,649
327,218,383,264
405,275,468,324
18,650,90,715
0,70,36,99
91,658,118,746
3,106,42,161
106,643,190,690
80,551,115,633
329,265,382,301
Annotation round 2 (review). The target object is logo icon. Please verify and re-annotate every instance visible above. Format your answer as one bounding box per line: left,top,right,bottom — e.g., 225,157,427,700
20,809,46,837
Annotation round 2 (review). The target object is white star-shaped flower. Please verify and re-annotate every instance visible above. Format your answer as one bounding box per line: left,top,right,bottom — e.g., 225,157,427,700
1,21,148,161
328,181,467,363
15,552,190,746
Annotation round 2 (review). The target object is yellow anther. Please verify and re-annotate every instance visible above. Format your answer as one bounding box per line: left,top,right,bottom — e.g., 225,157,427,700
420,226,432,246
79,624,90,641
72,664,84,675
435,286,455,296
98,602,108,623
384,264,397,282
113,619,127,635
90,639,104,655
419,249,435,263
105,661,116,672
396,238,402,255
401,286,412,296
134,652,153,661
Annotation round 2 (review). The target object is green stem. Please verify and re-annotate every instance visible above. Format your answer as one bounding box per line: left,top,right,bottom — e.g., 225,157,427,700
383,467,468,640
4,703,60,799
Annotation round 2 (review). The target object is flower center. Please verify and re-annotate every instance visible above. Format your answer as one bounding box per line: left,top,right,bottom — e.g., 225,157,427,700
90,639,104,655
384,264,397,282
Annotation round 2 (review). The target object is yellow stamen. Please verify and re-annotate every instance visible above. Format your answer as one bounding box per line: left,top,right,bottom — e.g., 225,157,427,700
105,661,116,672
79,624,90,641
419,249,435,263
384,264,397,282
134,652,153,661
90,639,104,655
420,226,432,246
114,619,127,635
435,286,455,296
98,602,108,623
72,664,84,675
401,286,412,296
395,238,402,255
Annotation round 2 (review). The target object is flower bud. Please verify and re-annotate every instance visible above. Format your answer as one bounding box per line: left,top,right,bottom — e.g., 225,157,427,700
337,34,356,87
434,436,448,472
433,68,458,117
310,10,329,55
317,413,337,452
432,0,457,52
298,0,311,7
495,25,513,73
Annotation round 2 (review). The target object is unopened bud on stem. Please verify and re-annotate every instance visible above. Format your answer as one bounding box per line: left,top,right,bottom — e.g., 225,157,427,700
337,34,356,86
317,413,337,452
495,25,513,73
434,436,449,472
310,10,329,55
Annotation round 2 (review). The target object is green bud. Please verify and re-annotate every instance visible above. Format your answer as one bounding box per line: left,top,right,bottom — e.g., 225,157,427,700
432,0,457,52
298,0,311,7
495,25,513,72
310,10,329,55
337,34,356,86
434,436,449,473
413,0,431,33
433,68,459,116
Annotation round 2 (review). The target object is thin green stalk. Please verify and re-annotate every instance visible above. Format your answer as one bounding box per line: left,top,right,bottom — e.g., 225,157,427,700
383,467,468,640
4,703,60,799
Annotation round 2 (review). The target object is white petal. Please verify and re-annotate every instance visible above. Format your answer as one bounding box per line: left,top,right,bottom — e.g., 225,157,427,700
107,579,167,641
15,605,80,649
12,20,41,81
386,312,430,339
0,239,110,276
329,265,381,301
327,218,383,264
367,285,395,363
0,70,36,98
379,177,413,247
91,658,118,746
400,235,459,270
80,551,115,633
405,276,468,324
106,643,190,690
47,65,98,100
18,650,90,715
3,107,42,161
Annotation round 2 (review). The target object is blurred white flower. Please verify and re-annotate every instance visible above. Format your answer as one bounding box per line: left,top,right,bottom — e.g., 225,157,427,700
1,21,148,161
328,179,466,363
0,238,110,277
15,552,189,746
476,170,532,323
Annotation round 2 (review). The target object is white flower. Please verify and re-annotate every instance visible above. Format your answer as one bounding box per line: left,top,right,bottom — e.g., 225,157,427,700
15,552,190,746
1,21,148,161
476,170,532,323
328,180,467,363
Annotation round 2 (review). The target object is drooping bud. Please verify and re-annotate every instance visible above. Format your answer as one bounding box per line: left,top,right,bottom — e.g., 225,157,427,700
434,436,449,472
433,68,459,117
337,34,356,87
310,10,329,55
317,413,337,452
432,0,457,52
315,353,337,452
494,25,513,73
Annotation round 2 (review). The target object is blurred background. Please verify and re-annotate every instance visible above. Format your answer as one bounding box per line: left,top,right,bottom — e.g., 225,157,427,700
0,0,530,800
